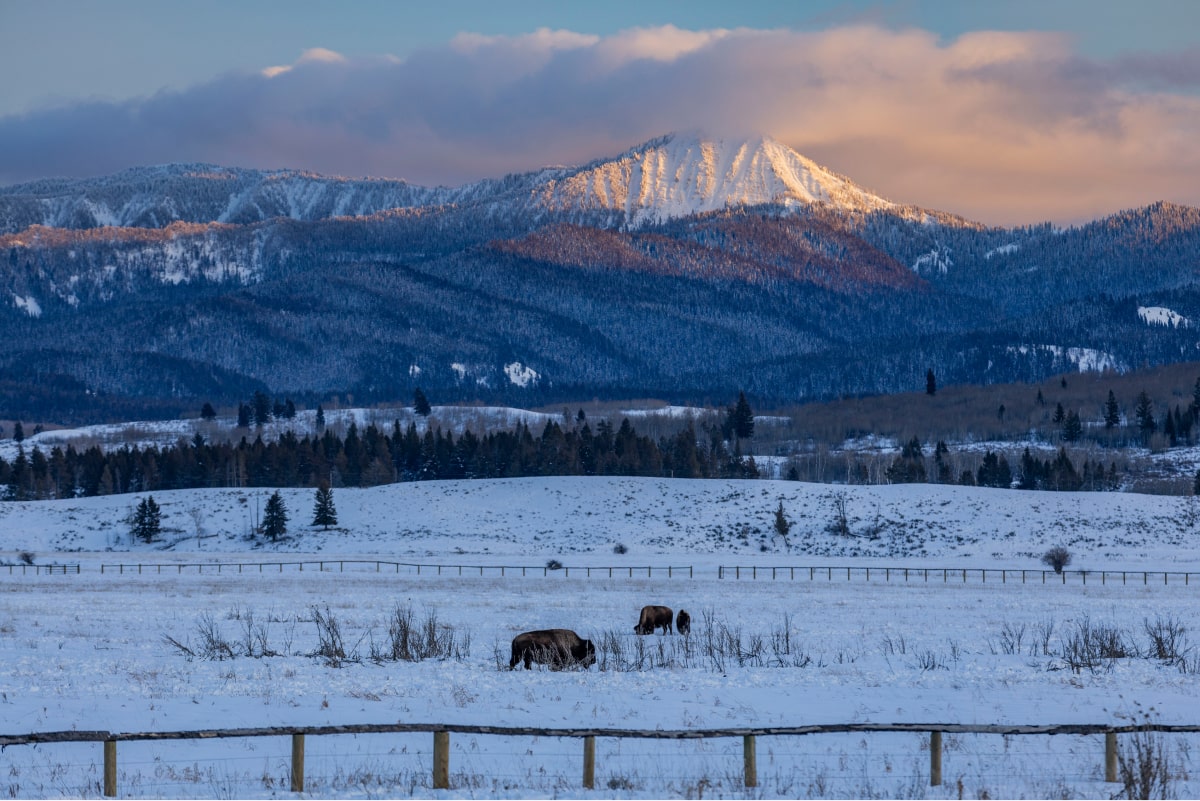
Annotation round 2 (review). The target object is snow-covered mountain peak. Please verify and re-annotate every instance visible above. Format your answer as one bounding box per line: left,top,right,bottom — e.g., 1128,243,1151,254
535,131,893,227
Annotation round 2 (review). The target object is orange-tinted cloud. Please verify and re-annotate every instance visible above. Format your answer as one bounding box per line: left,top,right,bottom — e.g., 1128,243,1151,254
3,25,1199,225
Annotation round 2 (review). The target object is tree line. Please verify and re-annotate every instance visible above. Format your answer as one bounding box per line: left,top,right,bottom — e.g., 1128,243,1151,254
0,417,760,501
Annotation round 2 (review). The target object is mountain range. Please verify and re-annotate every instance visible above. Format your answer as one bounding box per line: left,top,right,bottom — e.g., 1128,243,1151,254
2,132,1199,422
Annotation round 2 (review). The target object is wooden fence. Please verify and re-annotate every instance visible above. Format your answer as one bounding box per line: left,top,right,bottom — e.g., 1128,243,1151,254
717,565,1200,586
3,721,1198,796
1,563,80,575
93,559,694,578
5,560,1198,587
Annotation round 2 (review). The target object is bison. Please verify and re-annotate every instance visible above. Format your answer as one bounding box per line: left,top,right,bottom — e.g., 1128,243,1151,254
634,605,673,635
509,629,596,670
675,609,691,636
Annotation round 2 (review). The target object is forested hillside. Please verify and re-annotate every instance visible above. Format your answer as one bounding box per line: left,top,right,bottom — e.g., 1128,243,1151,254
2,137,1200,423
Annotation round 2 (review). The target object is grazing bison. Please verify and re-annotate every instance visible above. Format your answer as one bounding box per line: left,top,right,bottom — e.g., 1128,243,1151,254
634,605,674,635
675,609,691,636
509,629,596,670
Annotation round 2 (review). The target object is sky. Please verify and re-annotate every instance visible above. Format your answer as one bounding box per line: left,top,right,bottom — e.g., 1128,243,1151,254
1,0,1199,225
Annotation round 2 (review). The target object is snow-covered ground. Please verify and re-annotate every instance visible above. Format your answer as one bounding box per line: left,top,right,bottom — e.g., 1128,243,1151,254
3,476,1200,798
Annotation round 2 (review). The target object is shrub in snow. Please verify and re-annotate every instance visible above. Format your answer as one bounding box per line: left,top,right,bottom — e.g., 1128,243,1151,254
1041,546,1072,574
613,543,628,555
546,559,563,570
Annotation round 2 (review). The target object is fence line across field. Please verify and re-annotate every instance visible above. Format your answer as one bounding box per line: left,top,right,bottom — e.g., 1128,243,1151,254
9,560,1197,586
91,560,694,578
4,721,1198,795
0,563,81,575
717,564,1200,586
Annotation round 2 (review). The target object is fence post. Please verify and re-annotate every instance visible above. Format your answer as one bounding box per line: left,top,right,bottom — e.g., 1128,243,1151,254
103,740,117,797
743,734,757,788
583,735,596,789
291,733,305,792
930,731,942,786
433,730,450,789
1105,731,1118,782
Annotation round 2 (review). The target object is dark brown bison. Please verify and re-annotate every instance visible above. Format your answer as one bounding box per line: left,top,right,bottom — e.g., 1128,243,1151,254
634,605,673,635
509,629,596,670
675,609,691,636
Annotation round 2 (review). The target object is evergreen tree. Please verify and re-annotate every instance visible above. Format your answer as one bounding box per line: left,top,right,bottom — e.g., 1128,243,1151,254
252,390,272,428
1104,390,1120,429
1164,410,1178,446
413,388,432,417
926,368,937,396
131,495,162,542
1046,448,1081,491
200,402,217,421
1062,410,1082,442
7,446,28,500
886,437,926,483
727,391,755,440
316,404,326,430
1134,391,1156,440
237,403,251,429
1177,405,1192,445
773,500,791,547
1017,447,1040,490
977,451,1013,488
934,440,952,483
284,399,297,419
1052,403,1065,424
261,491,288,541
312,482,337,529
12,420,24,443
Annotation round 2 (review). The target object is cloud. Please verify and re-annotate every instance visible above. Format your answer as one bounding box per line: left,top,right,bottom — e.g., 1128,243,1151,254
262,47,347,78
2,25,1199,225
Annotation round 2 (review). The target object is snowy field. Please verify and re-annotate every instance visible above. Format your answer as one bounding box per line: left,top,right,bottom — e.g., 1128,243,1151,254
3,476,1200,798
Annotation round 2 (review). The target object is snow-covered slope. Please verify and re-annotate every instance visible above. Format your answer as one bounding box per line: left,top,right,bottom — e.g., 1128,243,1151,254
532,132,893,227
0,164,453,233
2,474,1200,568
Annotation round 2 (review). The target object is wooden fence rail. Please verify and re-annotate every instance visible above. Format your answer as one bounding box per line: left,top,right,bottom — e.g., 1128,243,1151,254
4,721,1199,796
718,565,1200,586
